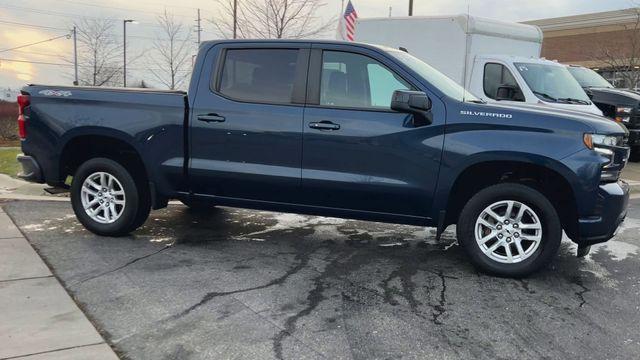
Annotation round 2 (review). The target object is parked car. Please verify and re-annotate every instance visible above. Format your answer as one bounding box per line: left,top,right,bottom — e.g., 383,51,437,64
355,15,603,116
16,40,630,277
566,65,640,161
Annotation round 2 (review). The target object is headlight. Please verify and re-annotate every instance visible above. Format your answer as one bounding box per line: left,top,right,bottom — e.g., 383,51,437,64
615,107,633,123
583,133,620,149
583,133,624,182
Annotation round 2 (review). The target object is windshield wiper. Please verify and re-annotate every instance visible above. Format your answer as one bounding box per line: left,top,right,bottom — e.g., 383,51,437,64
532,91,558,102
557,97,591,105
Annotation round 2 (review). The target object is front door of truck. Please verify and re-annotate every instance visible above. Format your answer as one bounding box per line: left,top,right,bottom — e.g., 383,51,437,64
300,45,445,218
189,44,309,203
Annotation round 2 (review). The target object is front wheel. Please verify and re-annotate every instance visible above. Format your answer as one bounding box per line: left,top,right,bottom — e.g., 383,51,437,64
71,158,150,236
456,183,562,277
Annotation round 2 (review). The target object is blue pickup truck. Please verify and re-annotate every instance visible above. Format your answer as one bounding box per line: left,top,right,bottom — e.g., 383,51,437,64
16,40,630,276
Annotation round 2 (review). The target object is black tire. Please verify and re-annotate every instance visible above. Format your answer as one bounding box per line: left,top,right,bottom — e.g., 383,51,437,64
456,183,562,278
71,158,150,236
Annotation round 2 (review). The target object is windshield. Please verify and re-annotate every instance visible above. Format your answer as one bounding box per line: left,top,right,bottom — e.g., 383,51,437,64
389,50,481,102
514,62,591,104
567,66,613,88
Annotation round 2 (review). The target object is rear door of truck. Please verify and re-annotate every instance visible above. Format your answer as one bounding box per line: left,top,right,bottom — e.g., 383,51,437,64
188,42,310,203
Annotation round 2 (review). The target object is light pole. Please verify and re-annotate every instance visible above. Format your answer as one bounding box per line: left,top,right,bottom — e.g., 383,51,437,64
72,26,78,85
409,0,413,16
123,19,135,87
233,0,238,39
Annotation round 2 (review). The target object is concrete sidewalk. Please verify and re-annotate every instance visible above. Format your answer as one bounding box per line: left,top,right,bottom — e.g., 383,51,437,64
0,207,118,360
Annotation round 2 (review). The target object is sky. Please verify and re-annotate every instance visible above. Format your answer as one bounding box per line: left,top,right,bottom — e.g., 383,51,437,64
0,0,637,91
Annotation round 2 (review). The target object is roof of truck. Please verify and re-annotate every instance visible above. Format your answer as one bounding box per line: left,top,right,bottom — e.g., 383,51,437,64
201,39,396,51
475,54,564,66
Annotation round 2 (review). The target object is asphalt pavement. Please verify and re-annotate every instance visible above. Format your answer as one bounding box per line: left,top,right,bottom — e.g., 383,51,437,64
2,199,640,360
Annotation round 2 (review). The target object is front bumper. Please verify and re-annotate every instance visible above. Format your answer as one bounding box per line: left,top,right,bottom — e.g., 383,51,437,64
17,154,44,183
577,180,629,246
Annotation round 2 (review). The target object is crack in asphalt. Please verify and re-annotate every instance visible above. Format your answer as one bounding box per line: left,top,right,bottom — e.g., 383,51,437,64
169,247,319,321
70,245,173,287
272,252,354,360
571,275,590,308
379,262,422,314
428,269,457,325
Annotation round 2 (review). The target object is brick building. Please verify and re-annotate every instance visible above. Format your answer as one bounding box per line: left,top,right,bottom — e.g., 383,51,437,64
524,8,640,88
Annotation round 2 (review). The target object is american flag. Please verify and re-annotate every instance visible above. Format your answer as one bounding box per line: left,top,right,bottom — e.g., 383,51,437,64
342,1,358,41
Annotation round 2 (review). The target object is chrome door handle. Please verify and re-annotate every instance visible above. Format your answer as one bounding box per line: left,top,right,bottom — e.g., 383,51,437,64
197,114,226,123
309,121,340,130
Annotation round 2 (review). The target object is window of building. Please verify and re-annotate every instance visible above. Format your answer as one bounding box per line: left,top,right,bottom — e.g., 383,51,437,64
320,51,412,109
218,49,299,104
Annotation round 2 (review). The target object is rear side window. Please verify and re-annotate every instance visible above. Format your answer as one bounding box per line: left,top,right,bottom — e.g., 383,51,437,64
483,63,523,101
218,49,298,104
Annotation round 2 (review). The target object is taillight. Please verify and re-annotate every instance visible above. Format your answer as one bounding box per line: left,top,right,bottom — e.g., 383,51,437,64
17,94,30,139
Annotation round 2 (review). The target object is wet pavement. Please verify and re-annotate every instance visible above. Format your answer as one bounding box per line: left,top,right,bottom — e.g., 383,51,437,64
2,199,640,360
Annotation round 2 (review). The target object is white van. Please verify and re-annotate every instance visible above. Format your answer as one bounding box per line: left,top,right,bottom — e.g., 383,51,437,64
355,15,603,116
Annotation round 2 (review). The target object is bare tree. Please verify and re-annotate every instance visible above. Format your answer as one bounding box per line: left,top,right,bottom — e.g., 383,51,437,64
74,18,123,86
210,0,335,39
150,10,192,90
592,8,640,88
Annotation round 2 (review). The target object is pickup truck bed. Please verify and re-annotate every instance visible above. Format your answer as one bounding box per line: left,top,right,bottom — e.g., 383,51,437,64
20,85,187,201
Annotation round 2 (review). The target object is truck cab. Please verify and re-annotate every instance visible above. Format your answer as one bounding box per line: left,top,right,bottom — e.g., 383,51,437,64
470,55,603,115
355,15,603,116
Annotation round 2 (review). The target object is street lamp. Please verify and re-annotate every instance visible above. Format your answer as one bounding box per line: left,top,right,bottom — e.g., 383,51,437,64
123,19,136,87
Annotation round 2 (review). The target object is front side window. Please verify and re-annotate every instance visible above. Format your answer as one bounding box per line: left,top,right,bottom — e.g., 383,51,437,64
483,63,524,101
320,51,412,109
218,49,298,104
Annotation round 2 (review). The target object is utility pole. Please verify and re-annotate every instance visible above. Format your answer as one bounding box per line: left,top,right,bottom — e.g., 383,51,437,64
123,19,135,87
196,8,202,44
72,26,78,85
409,0,414,16
389,6,392,17
233,0,238,39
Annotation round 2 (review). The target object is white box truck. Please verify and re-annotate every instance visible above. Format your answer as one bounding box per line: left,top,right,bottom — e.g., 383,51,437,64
355,15,603,116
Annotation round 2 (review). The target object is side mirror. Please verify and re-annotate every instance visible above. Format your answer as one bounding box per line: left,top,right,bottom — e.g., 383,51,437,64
496,84,517,101
391,90,432,126
584,88,594,99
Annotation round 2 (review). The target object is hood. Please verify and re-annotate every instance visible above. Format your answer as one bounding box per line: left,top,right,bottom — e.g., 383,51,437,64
483,101,628,135
586,87,640,104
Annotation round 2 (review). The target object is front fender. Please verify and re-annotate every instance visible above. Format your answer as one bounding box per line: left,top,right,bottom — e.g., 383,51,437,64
431,151,588,218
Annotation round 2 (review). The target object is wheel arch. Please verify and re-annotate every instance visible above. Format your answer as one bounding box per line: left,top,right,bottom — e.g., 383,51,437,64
436,152,580,240
58,128,149,186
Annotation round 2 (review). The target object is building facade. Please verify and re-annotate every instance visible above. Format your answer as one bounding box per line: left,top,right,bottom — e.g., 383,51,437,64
525,8,640,88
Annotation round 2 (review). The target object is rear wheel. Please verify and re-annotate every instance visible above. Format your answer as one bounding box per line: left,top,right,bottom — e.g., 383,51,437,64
456,183,562,277
71,158,150,236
